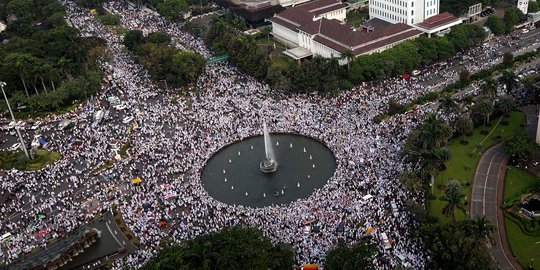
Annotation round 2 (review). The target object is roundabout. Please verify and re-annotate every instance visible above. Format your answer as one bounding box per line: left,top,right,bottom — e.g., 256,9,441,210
201,133,337,207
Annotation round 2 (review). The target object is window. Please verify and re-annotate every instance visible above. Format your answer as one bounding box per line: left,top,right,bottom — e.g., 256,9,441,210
411,10,414,15
411,1,414,7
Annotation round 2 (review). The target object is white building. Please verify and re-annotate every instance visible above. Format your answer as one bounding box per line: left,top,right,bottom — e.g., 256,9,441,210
369,0,440,25
268,0,421,64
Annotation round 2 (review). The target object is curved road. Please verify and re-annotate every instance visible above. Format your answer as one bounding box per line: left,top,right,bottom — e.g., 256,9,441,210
470,143,521,270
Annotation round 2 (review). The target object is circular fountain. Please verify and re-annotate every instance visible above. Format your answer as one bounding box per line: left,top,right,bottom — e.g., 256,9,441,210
201,123,336,207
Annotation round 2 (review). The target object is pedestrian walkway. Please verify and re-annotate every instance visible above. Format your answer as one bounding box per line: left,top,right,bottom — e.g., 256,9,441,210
470,143,522,270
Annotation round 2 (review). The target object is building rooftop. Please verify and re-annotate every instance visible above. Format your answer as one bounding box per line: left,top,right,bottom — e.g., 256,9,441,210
415,12,461,30
268,0,421,55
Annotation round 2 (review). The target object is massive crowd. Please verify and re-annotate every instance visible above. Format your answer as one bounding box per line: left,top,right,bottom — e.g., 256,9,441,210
0,0,539,269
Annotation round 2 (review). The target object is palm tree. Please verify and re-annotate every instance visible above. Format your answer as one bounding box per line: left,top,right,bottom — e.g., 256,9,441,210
454,115,474,143
474,99,494,130
340,49,355,70
467,216,495,245
441,179,466,222
480,78,497,98
418,114,453,150
496,95,514,117
438,94,458,113
326,57,340,76
500,69,518,94
421,147,452,193
5,52,34,97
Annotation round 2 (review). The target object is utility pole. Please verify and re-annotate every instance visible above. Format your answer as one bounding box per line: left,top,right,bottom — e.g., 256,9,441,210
1,81,29,159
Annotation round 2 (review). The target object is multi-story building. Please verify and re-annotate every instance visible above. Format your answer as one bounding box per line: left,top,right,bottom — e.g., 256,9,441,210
369,0,440,25
268,0,421,64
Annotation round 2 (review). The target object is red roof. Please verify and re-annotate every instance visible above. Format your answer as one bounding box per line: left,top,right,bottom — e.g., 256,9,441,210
416,12,461,30
269,0,421,56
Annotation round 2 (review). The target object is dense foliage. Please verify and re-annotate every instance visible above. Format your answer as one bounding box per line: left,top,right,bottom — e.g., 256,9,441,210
324,240,376,270
206,19,486,93
0,0,105,114
141,227,294,270
123,30,205,89
205,19,269,81
504,132,538,160
419,219,496,269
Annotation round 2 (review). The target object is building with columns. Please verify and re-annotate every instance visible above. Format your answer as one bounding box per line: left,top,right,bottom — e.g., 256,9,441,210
268,0,421,64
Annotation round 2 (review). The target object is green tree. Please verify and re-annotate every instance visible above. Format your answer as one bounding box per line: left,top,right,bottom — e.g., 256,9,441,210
500,69,518,94
6,0,35,19
504,132,538,160
324,240,376,270
146,31,171,44
340,49,355,70
502,52,514,67
123,30,145,51
454,115,474,144
438,94,458,113
421,147,451,193
171,51,206,85
418,114,453,150
529,1,540,13
496,95,514,117
480,78,497,98
420,221,496,269
503,7,522,33
459,68,471,84
473,99,494,130
156,0,189,21
485,15,505,35
465,216,495,245
141,227,294,270
441,179,466,222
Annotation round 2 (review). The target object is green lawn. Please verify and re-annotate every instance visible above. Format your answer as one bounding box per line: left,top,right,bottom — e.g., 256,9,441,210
505,216,540,269
504,166,539,202
428,111,525,223
504,159,540,269
270,56,291,70
0,150,61,171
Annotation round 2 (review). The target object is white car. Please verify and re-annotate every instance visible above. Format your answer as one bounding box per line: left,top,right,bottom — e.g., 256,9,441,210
412,70,421,76
122,116,134,124
8,143,20,151
31,121,42,130
114,104,127,111
522,28,530,34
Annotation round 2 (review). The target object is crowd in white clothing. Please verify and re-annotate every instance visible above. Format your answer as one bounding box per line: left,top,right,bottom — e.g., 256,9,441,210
0,0,538,269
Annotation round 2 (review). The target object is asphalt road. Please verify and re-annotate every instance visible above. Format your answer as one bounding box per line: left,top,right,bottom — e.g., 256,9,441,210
470,143,521,270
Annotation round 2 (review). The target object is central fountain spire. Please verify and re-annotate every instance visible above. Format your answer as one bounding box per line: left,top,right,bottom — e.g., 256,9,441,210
260,121,278,173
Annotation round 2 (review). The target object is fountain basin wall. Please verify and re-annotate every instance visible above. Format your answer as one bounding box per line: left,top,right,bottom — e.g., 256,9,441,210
201,133,337,208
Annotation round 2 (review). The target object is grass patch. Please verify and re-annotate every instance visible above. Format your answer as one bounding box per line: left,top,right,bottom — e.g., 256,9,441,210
119,143,131,158
0,150,60,171
96,13,121,26
505,216,540,269
428,111,525,224
270,55,291,70
90,159,115,176
504,166,539,203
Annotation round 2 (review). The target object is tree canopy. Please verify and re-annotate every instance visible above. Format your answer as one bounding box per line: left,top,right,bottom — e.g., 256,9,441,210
141,227,294,270
324,240,376,270
124,30,205,89
504,132,538,160
0,0,105,114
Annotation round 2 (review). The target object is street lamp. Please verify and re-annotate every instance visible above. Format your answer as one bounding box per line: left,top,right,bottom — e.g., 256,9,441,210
0,81,29,159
